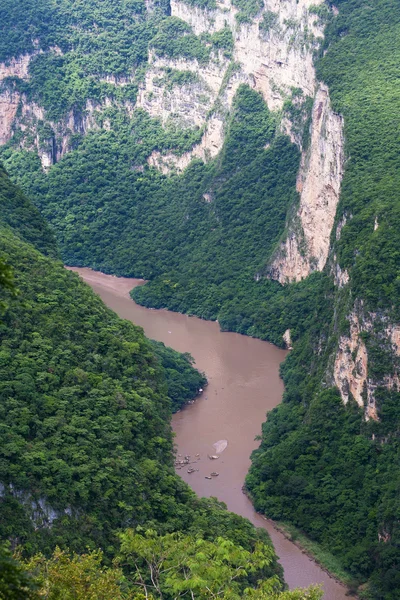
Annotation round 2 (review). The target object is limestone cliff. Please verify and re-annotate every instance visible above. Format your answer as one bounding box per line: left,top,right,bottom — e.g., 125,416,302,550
268,84,344,283
0,53,128,169
333,307,400,420
141,0,345,289
145,0,328,170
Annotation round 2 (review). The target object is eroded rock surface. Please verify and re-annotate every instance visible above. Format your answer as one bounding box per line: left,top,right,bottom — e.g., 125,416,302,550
145,0,327,170
269,84,344,283
334,309,400,420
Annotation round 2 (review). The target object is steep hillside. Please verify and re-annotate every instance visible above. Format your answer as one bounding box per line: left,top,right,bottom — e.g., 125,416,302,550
247,2,400,598
0,168,281,591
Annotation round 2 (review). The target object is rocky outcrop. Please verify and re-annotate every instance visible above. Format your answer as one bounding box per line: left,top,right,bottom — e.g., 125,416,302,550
143,1,345,274
0,78,111,169
0,52,129,168
137,52,230,128
0,482,73,530
171,0,323,112
0,90,20,145
143,0,327,171
0,54,33,145
268,84,344,283
334,313,369,410
334,310,400,420
0,54,32,81
148,115,225,172
332,258,350,288
283,328,293,349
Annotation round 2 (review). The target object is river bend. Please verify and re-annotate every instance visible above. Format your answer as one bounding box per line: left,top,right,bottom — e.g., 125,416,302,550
70,267,348,599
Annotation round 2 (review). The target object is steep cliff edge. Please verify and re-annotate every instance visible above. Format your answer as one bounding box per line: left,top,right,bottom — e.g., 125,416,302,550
0,53,126,168
0,166,281,584
268,84,344,283
1,0,400,596
146,0,329,171
0,0,345,288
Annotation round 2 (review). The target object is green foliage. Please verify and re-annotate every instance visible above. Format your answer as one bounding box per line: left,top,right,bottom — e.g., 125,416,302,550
232,0,263,24
156,68,200,90
0,165,57,257
12,539,320,600
119,529,284,599
150,17,211,63
282,90,313,149
209,26,234,55
318,0,400,315
0,0,163,121
3,0,400,596
245,4,400,597
259,11,279,36
151,341,206,412
178,0,217,9
0,168,282,586
25,547,136,599
116,528,322,598
2,85,309,348
0,544,38,600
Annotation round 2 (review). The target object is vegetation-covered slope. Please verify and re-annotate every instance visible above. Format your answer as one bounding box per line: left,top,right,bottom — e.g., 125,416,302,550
0,537,322,600
2,83,320,347
247,2,400,598
0,167,278,588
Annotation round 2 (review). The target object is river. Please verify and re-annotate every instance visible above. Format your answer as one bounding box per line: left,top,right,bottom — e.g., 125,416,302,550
69,267,348,599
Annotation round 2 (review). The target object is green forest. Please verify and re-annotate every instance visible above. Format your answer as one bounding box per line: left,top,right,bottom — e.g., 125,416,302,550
247,2,400,599
0,0,400,598
0,165,315,598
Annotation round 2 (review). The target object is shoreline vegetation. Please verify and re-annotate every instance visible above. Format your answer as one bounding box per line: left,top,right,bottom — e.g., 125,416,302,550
76,266,354,596
268,521,360,598
241,488,357,596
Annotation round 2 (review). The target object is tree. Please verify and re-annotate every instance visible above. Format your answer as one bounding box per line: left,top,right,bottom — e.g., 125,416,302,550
0,544,37,600
118,529,322,599
25,547,138,600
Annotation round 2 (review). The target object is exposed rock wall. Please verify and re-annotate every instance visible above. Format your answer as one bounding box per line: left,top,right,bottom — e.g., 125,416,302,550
143,0,327,170
268,84,344,283
143,1,345,279
0,55,33,145
0,90,20,145
171,0,323,111
0,54,125,169
137,52,230,128
0,54,32,80
334,313,369,411
334,309,400,420
0,2,345,270
149,115,225,172
282,328,293,349
0,482,73,530
332,256,350,288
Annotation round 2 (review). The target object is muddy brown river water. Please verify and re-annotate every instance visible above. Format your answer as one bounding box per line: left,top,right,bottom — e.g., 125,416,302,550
70,267,348,599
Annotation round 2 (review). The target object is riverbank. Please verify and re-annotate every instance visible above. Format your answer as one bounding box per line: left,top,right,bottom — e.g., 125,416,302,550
270,521,361,597
241,486,357,597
